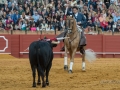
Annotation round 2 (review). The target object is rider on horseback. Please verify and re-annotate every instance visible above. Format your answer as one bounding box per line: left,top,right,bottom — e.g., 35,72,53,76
56,6,87,54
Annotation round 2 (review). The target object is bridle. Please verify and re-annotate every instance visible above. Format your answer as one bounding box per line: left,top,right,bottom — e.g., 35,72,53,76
65,17,80,44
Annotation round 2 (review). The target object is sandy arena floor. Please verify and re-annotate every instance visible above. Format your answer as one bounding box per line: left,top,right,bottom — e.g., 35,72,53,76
0,55,120,90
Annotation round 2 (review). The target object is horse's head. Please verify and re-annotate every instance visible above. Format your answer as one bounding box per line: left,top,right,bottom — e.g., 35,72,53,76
65,15,77,33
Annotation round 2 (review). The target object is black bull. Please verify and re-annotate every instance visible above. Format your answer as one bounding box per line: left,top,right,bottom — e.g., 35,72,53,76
29,40,57,87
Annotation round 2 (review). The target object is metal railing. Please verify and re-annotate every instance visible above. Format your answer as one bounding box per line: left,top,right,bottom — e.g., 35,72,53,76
0,28,120,35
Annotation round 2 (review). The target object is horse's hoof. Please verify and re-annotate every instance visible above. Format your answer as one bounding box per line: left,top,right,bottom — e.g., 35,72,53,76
82,67,86,72
64,65,68,71
68,70,73,74
46,82,49,86
32,83,36,87
37,82,41,85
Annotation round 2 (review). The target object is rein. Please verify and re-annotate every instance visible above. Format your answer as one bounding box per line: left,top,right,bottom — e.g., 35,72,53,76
67,30,80,44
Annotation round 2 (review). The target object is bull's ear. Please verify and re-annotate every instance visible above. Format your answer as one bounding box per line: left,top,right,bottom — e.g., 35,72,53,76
51,41,60,44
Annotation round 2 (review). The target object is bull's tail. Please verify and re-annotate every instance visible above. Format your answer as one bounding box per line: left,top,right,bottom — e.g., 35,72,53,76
85,49,97,62
37,48,44,77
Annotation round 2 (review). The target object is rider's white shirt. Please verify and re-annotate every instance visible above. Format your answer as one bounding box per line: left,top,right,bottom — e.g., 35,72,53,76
75,13,78,18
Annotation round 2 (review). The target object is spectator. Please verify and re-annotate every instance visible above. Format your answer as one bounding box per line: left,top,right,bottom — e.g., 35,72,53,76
53,12,60,21
41,20,49,31
104,0,110,9
32,12,40,25
99,13,105,23
77,0,84,11
18,0,24,6
114,25,120,32
106,24,112,32
12,0,18,7
25,7,30,15
59,17,65,30
5,23,13,33
30,23,37,31
70,0,77,7
6,16,13,26
100,20,108,31
13,11,21,24
113,12,120,23
52,18,60,31
94,18,102,33
18,6,24,15
0,8,4,18
21,20,27,31
0,21,5,32
10,3,18,11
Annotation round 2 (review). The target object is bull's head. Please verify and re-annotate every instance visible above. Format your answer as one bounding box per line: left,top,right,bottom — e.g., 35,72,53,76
47,41,59,48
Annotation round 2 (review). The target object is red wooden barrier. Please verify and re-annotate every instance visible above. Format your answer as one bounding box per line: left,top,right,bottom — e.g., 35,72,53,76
0,35,11,54
0,34,120,58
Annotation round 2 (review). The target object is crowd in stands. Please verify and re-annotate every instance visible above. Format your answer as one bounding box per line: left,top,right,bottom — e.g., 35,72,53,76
0,0,120,33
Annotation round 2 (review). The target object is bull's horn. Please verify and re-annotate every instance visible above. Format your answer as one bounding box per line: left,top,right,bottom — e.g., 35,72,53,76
52,41,60,44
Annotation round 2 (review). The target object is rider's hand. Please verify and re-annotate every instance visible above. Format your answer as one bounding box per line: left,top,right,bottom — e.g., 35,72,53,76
77,22,81,25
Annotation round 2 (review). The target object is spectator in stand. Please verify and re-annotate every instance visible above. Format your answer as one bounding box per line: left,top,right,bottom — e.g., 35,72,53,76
0,21,5,32
21,20,27,31
9,3,18,11
99,13,105,23
30,23,37,32
114,25,120,32
18,0,24,6
32,12,40,25
12,0,18,8
77,0,84,12
53,12,60,21
106,24,112,32
6,16,13,26
70,0,77,7
18,6,24,15
59,17,65,31
106,14,114,29
100,20,108,31
5,23,13,33
52,18,60,31
113,12,120,23
104,0,110,9
13,11,21,24
31,7,37,16
41,19,49,31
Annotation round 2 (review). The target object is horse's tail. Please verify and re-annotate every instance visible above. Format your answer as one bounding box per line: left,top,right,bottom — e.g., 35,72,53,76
85,49,97,62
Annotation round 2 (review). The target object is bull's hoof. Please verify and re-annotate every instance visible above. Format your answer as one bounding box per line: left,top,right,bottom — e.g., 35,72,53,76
37,82,41,85
42,83,46,88
32,82,36,87
64,65,68,71
46,82,49,86
68,70,73,74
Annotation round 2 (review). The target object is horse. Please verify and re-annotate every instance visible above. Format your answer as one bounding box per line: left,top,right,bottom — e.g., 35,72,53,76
64,15,96,73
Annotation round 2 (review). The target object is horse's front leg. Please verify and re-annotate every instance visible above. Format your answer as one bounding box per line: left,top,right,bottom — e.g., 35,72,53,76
64,45,68,71
80,46,86,71
68,48,77,74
